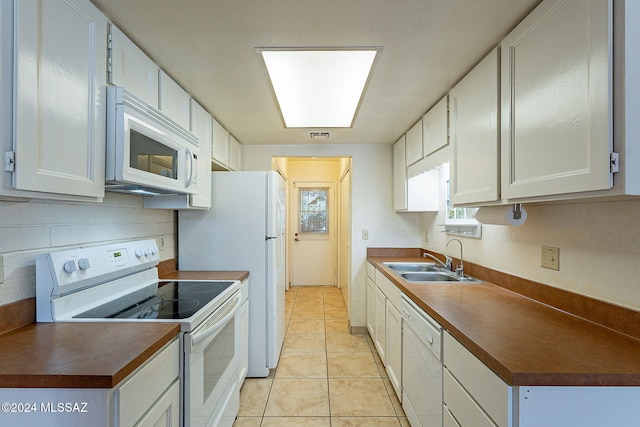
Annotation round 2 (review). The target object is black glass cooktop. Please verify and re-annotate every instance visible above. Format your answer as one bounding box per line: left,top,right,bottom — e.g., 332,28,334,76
74,281,236,320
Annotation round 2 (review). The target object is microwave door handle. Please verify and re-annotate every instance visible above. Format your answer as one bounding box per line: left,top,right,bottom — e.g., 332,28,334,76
185,146,195,188
189,293,241,350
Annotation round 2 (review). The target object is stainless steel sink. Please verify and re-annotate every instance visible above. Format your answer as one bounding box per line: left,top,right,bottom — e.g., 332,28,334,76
401,272,461,282
383,261,482,283
399,271,483,283
383,262,439,272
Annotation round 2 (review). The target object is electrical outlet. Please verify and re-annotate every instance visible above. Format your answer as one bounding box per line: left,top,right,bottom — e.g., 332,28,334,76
541,246,560,270
424,230,430,242
160,236,166,249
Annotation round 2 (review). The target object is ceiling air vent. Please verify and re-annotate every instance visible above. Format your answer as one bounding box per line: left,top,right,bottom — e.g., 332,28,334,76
310,132,330,140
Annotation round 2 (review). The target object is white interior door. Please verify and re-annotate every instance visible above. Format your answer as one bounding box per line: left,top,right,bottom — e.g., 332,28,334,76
291,182,336,286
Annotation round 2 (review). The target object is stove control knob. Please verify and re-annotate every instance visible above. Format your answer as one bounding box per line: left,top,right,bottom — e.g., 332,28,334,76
78,258,91,271
135,247,145,258
144,246,152,256
150,245,159,255
63,260,78,273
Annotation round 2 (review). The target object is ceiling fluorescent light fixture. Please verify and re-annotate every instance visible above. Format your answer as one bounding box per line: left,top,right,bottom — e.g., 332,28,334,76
259,48,380,128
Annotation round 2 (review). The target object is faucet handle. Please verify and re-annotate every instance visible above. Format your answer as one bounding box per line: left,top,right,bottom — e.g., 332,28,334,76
445,256,453,271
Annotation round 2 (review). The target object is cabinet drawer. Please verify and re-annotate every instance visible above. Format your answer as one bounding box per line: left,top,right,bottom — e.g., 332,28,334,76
367,262,376,279
117,339,180,426
443,332,510,426
374,269,401,309
444,368,496,427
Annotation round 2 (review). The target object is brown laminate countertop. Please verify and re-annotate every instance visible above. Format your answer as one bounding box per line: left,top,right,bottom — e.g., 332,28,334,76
0,322,179,388
368,255,640,387
160,270,250,282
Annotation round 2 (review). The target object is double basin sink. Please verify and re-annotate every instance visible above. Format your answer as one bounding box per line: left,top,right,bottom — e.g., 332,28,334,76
383,262,482,284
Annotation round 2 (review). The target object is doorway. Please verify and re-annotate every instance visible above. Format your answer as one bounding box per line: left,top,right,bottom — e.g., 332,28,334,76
272,157,351,296
292,183,335,286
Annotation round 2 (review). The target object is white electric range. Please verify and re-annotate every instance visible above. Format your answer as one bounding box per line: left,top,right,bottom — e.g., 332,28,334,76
35,239,242,427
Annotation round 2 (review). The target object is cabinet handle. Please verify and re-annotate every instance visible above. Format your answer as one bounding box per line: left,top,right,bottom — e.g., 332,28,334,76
425,330,434,344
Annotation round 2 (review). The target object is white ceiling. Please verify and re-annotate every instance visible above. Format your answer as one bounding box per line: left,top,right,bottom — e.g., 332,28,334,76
91,0,540,145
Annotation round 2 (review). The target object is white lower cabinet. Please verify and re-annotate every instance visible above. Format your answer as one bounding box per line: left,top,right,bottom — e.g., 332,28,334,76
443,331,511,427
443,331,640,427
373,285,386,364
385,299,402,399
238,279,250,384
115,339,180,427
366,275,375,337
366,266,402,401
135,380,180,427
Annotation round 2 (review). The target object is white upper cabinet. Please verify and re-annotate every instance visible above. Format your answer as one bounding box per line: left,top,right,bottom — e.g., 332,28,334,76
393,136,408,211
423,95,449,156
212,117,230,167
449,48,500,206
11,0,107,200
189,99,213,208
159,70,191,130
108,24,159,108
405,119,423,166
228,134,242,171
500,0,612,201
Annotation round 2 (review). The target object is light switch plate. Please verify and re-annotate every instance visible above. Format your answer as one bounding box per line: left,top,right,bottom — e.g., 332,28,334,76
362,229,369,240
541,246,560,270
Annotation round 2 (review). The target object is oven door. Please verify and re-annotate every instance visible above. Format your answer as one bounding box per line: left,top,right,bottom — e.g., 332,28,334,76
184,291,241,427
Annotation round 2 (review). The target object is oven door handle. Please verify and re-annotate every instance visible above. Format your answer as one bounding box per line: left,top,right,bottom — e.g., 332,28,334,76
188,292,241,350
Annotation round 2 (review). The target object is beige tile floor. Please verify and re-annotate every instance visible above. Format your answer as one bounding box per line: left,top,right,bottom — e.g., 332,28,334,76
234,286,409,427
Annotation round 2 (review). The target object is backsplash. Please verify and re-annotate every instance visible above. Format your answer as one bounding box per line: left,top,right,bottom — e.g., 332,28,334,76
0,193,176,306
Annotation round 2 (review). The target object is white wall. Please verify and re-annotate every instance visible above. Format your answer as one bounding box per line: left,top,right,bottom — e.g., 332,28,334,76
423,199,640,311
0,193,176,305
244,144,422,326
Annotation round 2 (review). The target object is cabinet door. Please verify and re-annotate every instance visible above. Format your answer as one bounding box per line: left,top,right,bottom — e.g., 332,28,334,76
405,119,423,166
109,24,159,107
423,95,449,156
212,117,230,167
13,0,107,199
229,134,242,171
385,300,402,400
189,99,212,208
366,276,375,337
159,70,190,130
373,286,386,364
135,380,180,427
238,297,249,384
501,0,612,200
449,48,500,205
393,136,408,211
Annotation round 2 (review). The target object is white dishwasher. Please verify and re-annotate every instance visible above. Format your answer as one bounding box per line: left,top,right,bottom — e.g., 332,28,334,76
402,294,443,427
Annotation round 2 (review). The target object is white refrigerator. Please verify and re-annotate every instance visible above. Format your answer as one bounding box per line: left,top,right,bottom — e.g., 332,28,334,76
178,171,286,377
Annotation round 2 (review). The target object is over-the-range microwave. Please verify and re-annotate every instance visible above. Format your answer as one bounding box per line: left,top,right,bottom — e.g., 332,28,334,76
105,86,199,196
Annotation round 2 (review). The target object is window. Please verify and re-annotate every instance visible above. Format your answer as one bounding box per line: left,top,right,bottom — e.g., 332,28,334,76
446,179,478,223
445,178,482,238
299,188,328,233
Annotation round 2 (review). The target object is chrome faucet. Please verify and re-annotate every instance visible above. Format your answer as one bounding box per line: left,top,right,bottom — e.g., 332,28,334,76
446,238,464,277
422,252,453,271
